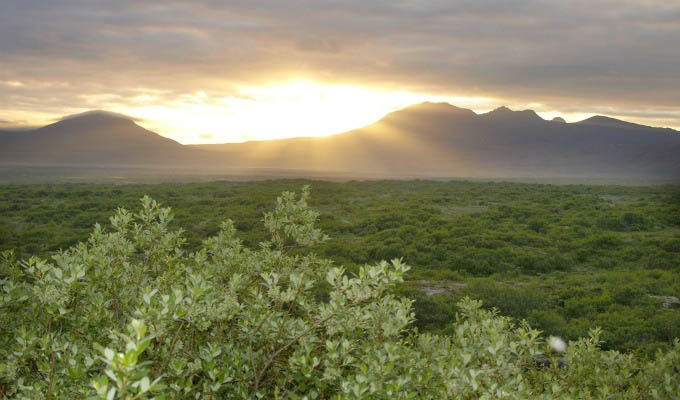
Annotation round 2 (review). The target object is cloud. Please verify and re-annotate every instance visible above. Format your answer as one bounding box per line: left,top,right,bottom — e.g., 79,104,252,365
0,118,34,129
0,0,679,134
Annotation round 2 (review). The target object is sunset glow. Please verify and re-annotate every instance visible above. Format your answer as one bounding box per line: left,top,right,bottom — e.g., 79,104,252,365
126,84,500,144
125,83,444,143
1,1,679,141
10,82,494,144
2,81,672,144
3,80,675,144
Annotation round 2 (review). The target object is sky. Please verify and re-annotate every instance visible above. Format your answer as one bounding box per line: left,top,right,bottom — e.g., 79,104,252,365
1,0,679,143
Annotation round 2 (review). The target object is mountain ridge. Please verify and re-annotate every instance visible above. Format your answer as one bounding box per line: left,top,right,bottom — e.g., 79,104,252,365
58,110,137,123
1,103,679,180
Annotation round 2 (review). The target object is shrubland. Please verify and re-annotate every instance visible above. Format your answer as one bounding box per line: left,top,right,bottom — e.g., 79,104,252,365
1,187,678,398
1,180,679,357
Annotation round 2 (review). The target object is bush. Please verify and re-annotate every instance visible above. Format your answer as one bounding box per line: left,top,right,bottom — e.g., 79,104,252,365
1,188,678,398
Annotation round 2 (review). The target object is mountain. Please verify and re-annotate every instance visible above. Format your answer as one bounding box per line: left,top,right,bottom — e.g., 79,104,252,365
1,104,679,180
193,102,680,179
0,111,200,167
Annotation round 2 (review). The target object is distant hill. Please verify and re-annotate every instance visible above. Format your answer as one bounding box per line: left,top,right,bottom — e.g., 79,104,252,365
193,102,680,179
1,104,679,180
0,111,200,167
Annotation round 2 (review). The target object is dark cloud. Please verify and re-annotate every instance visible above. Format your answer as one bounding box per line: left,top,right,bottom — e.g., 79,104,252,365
0,0,679,127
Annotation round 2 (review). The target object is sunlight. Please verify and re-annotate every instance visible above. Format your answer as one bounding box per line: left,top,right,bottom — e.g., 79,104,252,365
117,82,495,144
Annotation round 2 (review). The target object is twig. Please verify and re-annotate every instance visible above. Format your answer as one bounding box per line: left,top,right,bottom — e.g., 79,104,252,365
273,271,306,345
155,320,185,377
46,349,56,399
252,312,336,394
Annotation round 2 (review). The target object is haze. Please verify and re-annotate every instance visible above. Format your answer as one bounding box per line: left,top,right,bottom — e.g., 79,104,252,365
1,1,680,143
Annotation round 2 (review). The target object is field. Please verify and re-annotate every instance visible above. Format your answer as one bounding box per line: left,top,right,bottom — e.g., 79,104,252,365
1,179,679,357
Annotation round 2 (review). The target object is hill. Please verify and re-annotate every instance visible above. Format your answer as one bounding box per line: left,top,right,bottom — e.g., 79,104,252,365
193,102,680,179
0,111,201,167
1,104,679,180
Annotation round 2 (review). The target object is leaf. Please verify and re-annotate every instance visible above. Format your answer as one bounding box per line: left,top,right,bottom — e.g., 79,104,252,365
139,376,150,393
130,319,147,340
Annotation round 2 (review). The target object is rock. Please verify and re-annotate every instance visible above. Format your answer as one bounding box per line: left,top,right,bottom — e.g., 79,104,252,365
649,295,680,309
415,280,467,296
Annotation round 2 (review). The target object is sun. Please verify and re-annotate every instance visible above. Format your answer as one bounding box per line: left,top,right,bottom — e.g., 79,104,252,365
112,82,494,144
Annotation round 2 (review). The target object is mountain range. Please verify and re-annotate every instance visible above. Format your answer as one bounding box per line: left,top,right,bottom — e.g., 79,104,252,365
1,103,679,180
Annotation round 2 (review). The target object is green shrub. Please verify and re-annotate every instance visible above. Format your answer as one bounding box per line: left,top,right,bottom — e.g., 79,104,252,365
1,188,678,398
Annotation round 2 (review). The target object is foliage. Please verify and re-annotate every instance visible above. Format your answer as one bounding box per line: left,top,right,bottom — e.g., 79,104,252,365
1,180,679,357
403,269,680,357
1,188,679,398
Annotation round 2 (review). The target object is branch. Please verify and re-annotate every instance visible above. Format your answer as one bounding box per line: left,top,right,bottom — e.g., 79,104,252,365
252,312,336,394
273,272,306,345
154,320,185,377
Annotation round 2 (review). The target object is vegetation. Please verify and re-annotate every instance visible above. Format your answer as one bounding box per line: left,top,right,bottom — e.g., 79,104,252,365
1,187,678,398
0,180,679,360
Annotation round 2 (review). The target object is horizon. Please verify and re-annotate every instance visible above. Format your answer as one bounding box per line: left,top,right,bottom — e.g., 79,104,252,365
1,86,607,145
1,1,679,143
5,102,677,146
